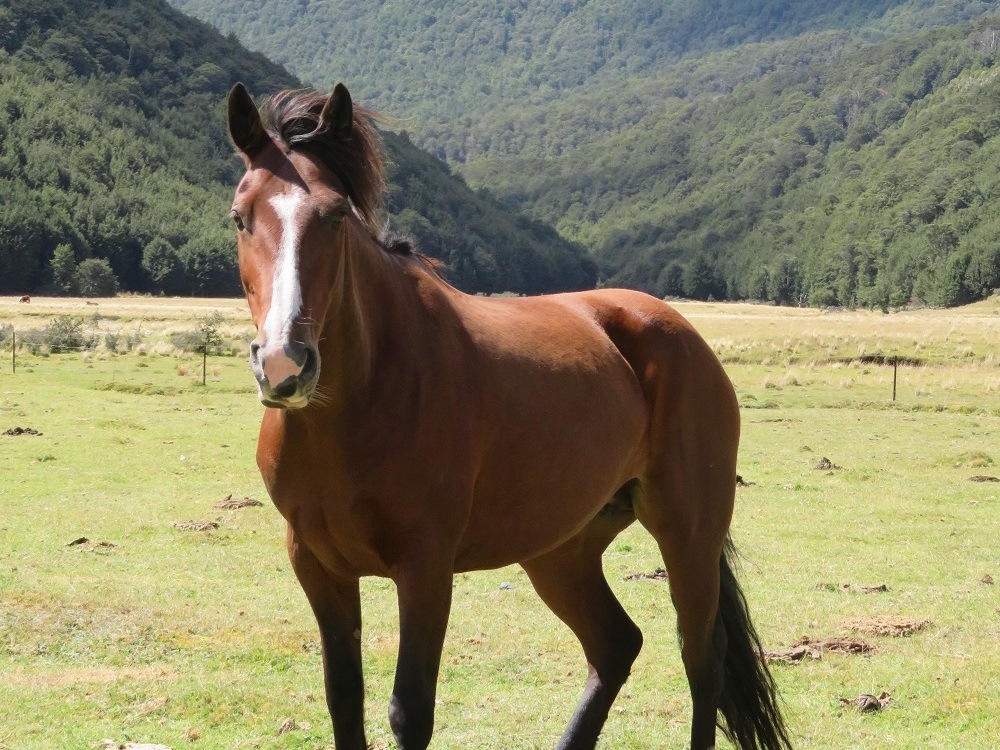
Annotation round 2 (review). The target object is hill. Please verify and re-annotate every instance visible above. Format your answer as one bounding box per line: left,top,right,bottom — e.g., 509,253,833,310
0,0,594,297
168,0,1000,307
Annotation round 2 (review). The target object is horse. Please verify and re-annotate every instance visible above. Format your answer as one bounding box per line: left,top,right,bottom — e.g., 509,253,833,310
226,82,791,750
18,295,29,303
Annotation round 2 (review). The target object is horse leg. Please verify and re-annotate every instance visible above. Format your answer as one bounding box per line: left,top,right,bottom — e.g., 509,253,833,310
638,455,789,750
520,497,641,750
286,526,367,750
388,559,454,750
648,516,728,750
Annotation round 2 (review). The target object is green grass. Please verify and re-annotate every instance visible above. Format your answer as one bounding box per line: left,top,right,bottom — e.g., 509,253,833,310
1,296,998,748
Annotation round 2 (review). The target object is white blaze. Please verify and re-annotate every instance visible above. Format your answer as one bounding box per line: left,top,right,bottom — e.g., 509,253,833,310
263,189,306,349
259,189,307,386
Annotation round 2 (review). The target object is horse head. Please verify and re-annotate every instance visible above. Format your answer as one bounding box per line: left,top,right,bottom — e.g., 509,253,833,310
226,83,386,409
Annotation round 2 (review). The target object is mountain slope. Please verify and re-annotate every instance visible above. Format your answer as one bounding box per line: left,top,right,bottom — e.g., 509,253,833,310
168,1,966,128
0,0,593,296
168,0,1000,306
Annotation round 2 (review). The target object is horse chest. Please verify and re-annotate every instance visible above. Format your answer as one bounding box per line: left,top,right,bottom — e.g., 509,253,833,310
260,429,468,577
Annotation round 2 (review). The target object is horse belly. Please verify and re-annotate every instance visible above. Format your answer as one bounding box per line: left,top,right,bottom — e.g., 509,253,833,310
455,364,647,571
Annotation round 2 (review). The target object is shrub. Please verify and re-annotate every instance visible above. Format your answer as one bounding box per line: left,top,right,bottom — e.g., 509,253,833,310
104,329,144,353
19,315,97,354
168,312,231,355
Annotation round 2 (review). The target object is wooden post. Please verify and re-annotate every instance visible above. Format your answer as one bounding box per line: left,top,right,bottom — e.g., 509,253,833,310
892,356,897,402
11,329,15,374
202,345,207,386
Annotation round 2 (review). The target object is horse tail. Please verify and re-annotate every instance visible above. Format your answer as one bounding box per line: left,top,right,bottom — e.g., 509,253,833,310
716,537,792,749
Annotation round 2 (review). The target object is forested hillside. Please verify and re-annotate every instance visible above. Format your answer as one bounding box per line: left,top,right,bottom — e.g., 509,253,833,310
170,0,1000,307
0,0,594,297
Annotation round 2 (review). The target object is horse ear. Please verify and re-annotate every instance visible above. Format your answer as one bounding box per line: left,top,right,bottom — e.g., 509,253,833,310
320,83,353,140
227,82,267,157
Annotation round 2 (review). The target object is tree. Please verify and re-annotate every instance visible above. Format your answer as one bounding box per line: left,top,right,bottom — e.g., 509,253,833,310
682,254,723,300
50,243,77,294
75,258,119,297
142,237,186,295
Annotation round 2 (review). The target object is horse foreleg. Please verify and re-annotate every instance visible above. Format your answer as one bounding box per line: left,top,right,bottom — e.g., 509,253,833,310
286,526,366,750
389,560,453,750
521,505,642,750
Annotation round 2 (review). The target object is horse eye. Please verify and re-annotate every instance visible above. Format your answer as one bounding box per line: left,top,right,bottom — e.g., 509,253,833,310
230,210,246,231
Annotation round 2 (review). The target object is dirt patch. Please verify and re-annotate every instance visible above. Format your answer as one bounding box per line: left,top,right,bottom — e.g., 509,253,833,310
814,457,841,470
969,475,999,483
213,494,263,509
843,616,930,637
764,636,875,663
172,520,219,532
816,582,889,594
624,567,668,581
4,426,42,436
65,537,116,552
850,353,922,366
101,741,171,750
981,574,994,586
839,692,892,713
277,718,311,735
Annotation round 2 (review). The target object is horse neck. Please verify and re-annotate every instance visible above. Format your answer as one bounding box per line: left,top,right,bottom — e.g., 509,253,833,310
319,219,429,406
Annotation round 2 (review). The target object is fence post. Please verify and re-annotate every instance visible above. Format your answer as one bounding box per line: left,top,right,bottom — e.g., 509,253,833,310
11,329,15,374
892,356,897,402
202,343,207,386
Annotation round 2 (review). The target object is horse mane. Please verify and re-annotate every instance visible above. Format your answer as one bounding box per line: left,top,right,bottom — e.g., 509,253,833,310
258,88,389,239
258,88,448,272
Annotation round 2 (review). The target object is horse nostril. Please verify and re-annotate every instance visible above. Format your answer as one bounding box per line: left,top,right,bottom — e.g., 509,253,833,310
271,378,298,399
300,347,318,381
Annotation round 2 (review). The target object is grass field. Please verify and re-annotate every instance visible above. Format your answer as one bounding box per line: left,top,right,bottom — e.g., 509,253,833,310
1,295,997,749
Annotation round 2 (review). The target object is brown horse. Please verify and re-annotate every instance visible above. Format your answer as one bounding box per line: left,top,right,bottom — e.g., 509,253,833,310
226,82,791,750
18,295,30,303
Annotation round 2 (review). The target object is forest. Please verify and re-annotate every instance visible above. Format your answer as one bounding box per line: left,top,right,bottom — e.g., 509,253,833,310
170,0,1000,307
0,0,594,297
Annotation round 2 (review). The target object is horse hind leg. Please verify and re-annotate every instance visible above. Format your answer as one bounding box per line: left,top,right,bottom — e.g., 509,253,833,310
637,467,791,750
520,484,642,750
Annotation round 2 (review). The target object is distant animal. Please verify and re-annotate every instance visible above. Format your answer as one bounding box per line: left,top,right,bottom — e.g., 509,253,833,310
18,295,29,303
226,81,791,750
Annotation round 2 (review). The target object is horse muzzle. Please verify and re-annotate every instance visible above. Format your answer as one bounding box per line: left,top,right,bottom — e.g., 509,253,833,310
250,340,320,408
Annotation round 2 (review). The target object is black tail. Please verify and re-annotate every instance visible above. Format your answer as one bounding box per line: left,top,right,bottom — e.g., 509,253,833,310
716,538,792,749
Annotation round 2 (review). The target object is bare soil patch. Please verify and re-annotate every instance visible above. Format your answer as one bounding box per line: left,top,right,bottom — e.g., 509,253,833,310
172,520,219,531
624,567,668,581
65,537,116,552
814,457,841,470
277,717,311,735
839,691,893,713
213,494,263,509
816,582,889,594
969,475,999,482
843,615,930,637
764,636,875,663
4,426,42,436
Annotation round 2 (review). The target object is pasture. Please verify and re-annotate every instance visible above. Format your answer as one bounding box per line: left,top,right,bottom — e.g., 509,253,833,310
1,295,997,749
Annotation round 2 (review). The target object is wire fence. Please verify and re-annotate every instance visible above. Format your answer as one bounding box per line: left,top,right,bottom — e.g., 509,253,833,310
1,321,241,385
